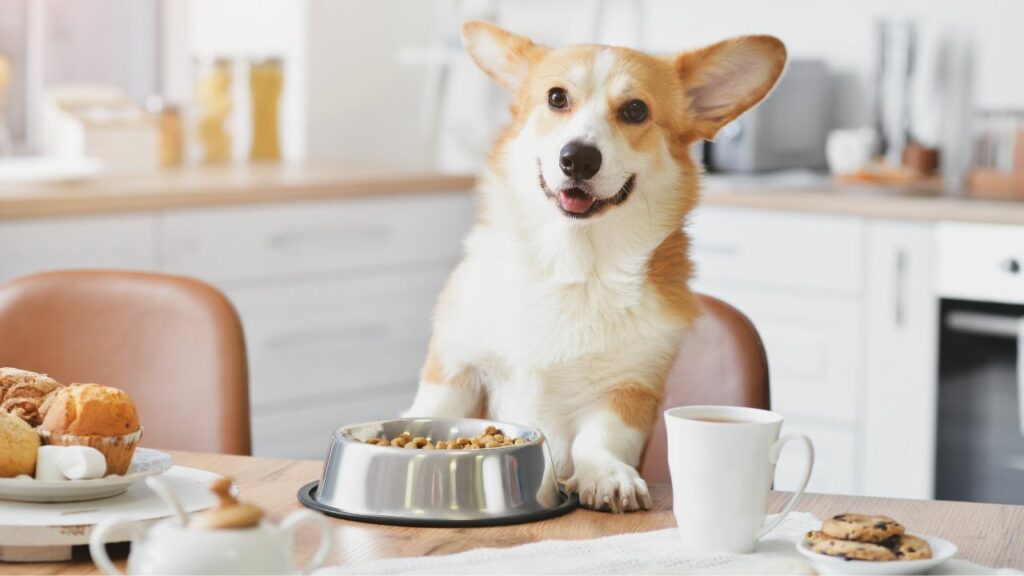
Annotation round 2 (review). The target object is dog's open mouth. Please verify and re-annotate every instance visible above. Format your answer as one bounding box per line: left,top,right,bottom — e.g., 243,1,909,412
538,162,637,219
559,187,595,215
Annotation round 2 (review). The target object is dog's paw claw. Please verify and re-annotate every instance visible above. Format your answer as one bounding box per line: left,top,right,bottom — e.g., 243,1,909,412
568,461,650,513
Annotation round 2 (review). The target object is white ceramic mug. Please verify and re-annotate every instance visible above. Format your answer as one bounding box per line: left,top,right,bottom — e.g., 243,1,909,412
665,405,814,554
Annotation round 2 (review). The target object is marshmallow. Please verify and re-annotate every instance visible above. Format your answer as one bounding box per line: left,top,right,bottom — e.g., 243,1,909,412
35,445,68,481
59,446,107,480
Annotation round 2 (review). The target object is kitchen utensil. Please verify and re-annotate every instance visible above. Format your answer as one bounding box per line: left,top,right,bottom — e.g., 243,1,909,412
665,405,814,554
91,478,331,575
299,417,576,527
0,448,171,503
795,534,958,575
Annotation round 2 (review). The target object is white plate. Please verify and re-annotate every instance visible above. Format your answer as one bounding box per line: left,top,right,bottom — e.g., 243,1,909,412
796,534,958,575
0,449,172,503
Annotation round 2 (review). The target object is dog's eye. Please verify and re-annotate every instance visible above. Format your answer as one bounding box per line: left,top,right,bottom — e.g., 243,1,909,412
548,88,569,110
620,99,648,123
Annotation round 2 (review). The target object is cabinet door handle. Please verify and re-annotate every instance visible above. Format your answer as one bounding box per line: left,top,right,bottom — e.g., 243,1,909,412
894,249,907,327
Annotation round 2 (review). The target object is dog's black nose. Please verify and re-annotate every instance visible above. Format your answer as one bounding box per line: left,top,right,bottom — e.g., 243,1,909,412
559,141,602,180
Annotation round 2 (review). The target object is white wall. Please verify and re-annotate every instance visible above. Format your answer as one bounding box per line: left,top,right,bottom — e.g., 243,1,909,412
304,0,439,169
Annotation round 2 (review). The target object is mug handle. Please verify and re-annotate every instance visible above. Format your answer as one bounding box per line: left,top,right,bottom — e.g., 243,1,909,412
89,516,139,576
281,509,332,575
756,433,815,539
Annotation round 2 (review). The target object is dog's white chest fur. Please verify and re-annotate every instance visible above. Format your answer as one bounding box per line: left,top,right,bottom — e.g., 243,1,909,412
430,218,683,474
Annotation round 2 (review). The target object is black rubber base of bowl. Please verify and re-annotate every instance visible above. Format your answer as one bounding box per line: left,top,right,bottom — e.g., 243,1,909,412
297,481,579,528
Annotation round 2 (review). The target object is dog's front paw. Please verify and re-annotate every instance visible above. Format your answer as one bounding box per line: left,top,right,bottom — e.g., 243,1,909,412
566,460,653,513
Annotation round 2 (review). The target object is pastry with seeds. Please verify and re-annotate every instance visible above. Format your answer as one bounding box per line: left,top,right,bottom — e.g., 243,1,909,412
822,513,905,543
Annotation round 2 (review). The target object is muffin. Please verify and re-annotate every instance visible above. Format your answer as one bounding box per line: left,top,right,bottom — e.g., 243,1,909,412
38,384,141,475
0,410,40,477
0,367,64,426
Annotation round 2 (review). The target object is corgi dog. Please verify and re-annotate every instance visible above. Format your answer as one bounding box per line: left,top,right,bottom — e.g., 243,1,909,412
406,21,786,512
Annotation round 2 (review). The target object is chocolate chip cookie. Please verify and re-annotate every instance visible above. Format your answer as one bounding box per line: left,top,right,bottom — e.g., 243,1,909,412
822,513,905,543
804,530,830,546
811,537,898,561
894,534,932,560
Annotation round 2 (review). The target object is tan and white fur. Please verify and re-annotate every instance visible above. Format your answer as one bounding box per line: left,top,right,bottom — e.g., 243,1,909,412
406,21,786,512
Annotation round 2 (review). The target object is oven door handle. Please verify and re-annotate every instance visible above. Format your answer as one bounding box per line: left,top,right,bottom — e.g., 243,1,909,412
944,311,1024,436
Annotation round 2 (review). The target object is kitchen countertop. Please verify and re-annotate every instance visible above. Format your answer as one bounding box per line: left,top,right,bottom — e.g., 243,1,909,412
0,165,476,220
2,164,1024,226
701,171,1024,226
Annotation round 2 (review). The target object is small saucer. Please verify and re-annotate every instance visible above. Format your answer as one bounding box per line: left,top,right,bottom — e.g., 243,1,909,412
795,534,958,575
0,449,173,503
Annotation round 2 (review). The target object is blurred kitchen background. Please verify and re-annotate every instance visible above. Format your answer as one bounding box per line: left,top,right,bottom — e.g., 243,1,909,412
1,0,1023,506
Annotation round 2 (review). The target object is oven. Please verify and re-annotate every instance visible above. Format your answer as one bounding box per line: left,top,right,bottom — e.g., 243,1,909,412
935,222,1024,505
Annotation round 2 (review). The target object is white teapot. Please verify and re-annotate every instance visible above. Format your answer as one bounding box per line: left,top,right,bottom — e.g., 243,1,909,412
90,477,331,575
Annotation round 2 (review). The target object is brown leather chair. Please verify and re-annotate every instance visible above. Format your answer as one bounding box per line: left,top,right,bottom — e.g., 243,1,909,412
640,294,769,483
0,270,251,455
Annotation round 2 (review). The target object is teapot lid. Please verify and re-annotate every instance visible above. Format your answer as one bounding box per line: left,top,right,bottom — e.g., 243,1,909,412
189,478,263,530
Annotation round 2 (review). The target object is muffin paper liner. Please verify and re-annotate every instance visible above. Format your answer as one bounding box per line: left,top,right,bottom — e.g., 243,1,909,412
37,427,143,476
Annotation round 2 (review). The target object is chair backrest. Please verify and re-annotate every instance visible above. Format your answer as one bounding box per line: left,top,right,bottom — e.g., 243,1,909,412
0,270,251,455
640,294,769,482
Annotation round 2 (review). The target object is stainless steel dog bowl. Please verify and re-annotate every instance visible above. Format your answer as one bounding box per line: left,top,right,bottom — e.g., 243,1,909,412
298,418,577,527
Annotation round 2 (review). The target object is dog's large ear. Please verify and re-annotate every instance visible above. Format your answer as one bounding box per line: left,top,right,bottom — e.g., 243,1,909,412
462,21,547,92
675,36,786,140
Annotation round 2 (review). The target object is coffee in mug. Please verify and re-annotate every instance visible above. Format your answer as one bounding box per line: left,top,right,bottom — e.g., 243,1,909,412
665,405,814,554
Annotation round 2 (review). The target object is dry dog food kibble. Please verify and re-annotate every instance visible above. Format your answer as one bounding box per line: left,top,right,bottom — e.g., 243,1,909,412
362,426,528,450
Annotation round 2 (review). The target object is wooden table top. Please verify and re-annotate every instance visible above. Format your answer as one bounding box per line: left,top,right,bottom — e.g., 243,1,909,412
6,451,1024,574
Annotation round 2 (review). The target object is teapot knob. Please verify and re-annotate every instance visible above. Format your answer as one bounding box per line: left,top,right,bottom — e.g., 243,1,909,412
210,478,237,506
190,478,263,530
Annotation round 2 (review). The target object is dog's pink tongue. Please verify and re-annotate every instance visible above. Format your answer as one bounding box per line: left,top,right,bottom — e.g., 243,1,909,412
559,190,595,214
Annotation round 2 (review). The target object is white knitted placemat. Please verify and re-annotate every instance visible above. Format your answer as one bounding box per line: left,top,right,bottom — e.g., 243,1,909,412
317,512,1019,575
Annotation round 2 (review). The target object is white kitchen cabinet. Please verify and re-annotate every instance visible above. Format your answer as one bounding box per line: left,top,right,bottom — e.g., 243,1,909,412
690,205,867,495
229,268,453,456
159,192,474,286
862,221,938,499
778,418,858,495
0,213,158,283
171,193,475,456
688,206,864,294
690,205,941,499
